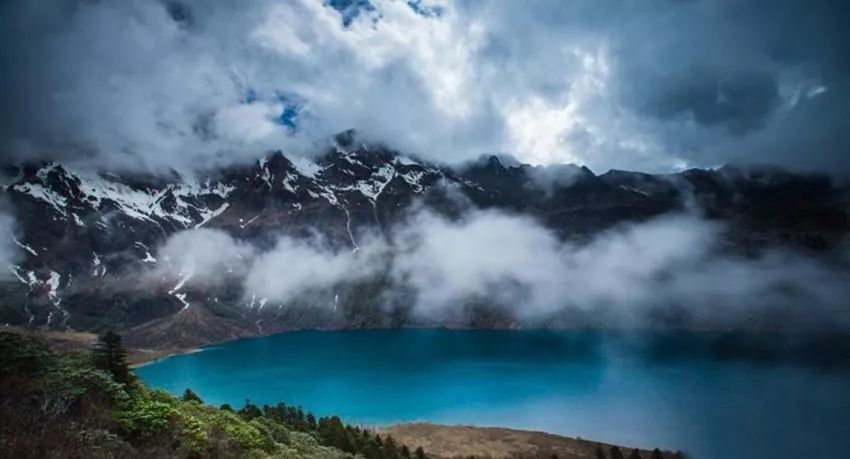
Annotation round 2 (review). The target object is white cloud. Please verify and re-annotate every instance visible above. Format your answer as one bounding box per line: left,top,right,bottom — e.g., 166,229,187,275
153,228,255,287
149,209,850,328
0,211,20,278
391,210,569,316
388,210,850,326
243,234,384,303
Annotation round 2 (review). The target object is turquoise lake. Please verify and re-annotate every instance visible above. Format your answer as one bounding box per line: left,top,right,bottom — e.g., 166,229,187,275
136,329,850,459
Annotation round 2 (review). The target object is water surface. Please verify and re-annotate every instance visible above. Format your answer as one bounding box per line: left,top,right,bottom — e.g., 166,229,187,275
137,329,850,458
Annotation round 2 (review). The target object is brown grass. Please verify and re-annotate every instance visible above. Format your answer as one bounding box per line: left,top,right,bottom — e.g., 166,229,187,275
0,325,182,366
379,423,677,459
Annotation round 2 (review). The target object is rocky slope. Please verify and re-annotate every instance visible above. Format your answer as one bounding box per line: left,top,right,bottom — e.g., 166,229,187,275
1,134,847,347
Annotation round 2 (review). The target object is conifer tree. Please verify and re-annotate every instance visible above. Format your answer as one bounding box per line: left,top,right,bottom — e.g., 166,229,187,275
239,400,262,420
92,330,130,384
181,388,203,403
415,446,427,459
628,448,642,459
650,449,664,459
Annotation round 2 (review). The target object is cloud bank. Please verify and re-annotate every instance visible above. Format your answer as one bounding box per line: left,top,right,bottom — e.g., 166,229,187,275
151,209,850,329
1,0,848,174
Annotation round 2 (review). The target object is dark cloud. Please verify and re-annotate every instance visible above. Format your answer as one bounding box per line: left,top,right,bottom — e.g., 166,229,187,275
635,69,780,135
0,0,847,174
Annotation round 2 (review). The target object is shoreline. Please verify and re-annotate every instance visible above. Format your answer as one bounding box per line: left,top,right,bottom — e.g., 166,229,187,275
377,422,680,459
126,325,850,367
129,347,205,368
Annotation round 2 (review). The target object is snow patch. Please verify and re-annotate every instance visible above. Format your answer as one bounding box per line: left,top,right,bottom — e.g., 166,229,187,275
11,182,68,215
289,155,322,178
13,238,37,256
194,202,230,228
396,156,419,166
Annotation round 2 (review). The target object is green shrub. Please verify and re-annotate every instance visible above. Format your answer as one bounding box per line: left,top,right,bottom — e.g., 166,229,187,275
179,413,209,456
119,397,179,440
208,409,275,453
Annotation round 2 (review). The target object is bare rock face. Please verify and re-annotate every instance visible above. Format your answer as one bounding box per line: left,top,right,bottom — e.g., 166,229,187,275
1,138,847,342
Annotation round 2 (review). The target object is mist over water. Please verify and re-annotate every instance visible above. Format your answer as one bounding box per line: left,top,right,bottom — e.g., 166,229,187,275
137,329,850,459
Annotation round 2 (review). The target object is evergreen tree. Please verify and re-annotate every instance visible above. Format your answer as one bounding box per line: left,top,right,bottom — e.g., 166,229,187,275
609,446,625,459
238,400,262,420
383,435,398,458
650,449,664,459
318,416,354,453
628,448,642,459
220,403,234,412
91,330,130,384
415,446,427,459
181,388,203,403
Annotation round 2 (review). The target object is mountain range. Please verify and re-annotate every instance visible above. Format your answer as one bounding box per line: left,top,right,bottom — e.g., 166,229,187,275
2,133,847,349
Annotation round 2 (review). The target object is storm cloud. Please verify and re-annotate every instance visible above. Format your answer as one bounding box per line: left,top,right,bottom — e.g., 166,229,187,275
0,0,848,174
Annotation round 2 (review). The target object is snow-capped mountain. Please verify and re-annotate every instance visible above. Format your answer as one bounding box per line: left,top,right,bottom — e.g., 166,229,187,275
1,134,847,346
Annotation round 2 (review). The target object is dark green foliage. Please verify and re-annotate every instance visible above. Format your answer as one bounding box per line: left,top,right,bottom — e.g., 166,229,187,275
0,329,55,386
318,416,353,452
92,330,130,384
610,445,625,459
181,388,203,403
415,445,427,459
219,403,233,412
237,400,262,420
651,448,664,459
628,448,642,459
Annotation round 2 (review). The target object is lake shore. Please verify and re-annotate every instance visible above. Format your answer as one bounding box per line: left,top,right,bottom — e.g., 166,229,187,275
379,423,678,459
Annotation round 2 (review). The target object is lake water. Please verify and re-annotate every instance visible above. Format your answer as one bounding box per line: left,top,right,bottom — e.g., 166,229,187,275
136,329,850,458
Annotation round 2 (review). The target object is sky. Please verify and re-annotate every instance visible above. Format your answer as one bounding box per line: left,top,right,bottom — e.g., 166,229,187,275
0,0,848,174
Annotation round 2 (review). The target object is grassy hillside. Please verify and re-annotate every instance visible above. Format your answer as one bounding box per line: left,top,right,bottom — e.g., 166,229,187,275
0,328,425,459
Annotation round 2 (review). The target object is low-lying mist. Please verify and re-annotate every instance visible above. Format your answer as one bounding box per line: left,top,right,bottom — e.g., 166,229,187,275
0,203,21,280
149,207,850,330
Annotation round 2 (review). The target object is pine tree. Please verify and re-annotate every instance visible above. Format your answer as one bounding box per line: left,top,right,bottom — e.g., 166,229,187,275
628,448,642,459
181,388,203,403
92,330,130,384
414,446,427,459
239,400,262,420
